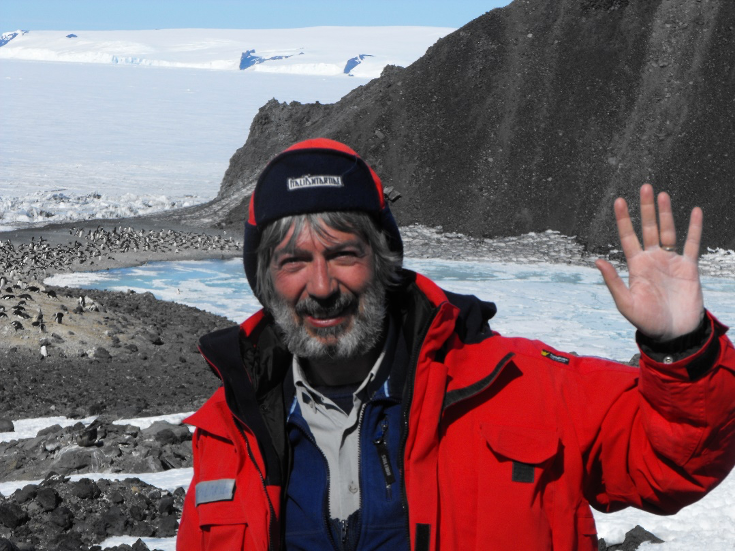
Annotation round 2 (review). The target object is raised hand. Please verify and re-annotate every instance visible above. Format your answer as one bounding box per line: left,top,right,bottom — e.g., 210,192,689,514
595,184,704,341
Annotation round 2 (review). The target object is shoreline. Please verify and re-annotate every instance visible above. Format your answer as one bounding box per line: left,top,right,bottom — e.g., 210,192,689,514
4,217,734,282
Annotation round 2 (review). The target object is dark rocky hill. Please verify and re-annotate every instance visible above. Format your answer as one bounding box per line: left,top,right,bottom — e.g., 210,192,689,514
198,0,734,252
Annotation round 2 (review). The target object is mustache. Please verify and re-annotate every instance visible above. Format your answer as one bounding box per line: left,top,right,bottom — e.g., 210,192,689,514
294,291,358,319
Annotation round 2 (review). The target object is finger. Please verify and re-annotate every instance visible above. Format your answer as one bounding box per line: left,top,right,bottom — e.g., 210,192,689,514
683,206,703,261
614,197,642,257
639,184,659,249
657,191,677,248
595,259,633,315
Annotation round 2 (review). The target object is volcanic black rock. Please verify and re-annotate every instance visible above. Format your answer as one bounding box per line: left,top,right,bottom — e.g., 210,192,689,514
0,503,28,529
204,0,735,252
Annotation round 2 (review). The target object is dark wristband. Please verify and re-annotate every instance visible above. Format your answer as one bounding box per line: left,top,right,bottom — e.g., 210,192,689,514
636,311,710,364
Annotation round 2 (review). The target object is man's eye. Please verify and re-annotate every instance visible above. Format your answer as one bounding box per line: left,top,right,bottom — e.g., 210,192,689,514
278,257,302,268
333,251,358,260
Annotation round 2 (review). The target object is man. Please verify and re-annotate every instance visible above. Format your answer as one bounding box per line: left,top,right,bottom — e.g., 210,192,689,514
177,138,735,550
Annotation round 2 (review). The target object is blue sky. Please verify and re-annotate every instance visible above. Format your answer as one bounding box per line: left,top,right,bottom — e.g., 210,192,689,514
1,0,513,31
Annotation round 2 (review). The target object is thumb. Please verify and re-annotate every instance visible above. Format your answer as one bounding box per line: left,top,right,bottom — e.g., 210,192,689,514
595,259,631,313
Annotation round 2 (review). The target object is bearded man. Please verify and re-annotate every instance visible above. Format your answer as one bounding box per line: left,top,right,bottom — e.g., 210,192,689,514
177,138,735,551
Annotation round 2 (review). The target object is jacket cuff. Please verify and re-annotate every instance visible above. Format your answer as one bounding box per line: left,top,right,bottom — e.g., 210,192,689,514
636,311,720,380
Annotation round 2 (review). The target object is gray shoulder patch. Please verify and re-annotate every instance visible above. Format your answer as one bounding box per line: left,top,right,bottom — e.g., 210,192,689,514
195,479,236,505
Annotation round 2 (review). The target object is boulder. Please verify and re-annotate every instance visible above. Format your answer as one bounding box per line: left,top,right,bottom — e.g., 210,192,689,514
70,478,100,500
101,505,128,535
36,424,64,437
141,420,190,443
12,485,37,504
34,487,60,512
53,449,93,472
157,513,178,537
0,538,19,551
49,506,74,530
0,503,28,529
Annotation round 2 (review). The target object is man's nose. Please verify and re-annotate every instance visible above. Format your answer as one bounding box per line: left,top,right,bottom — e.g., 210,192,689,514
306,257,337,298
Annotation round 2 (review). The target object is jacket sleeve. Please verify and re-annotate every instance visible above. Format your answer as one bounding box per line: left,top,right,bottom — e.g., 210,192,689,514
574,311,735,514
176,429,203,550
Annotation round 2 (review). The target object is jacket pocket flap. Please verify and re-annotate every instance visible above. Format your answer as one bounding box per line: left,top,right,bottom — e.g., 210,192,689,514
196,486,247,527
481,424,559,464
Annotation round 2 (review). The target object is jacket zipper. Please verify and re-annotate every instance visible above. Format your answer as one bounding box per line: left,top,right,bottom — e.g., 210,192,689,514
200,350,279,549
374,417,395,500
349,401,368,550
399,307,440,550
290,419,340,550
236,422,278,551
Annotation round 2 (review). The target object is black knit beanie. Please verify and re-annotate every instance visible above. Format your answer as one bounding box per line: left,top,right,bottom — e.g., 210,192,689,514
243,138,403,293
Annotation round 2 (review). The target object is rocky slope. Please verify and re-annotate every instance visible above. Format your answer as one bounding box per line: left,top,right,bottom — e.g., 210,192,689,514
0,285,226,421
201,0,735,252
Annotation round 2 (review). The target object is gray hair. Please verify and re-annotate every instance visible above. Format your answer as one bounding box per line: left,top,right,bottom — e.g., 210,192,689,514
255,211,402,306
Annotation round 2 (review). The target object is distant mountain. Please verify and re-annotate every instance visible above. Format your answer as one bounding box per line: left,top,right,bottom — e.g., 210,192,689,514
208,0,735,252
0,27,452,78
0,30,25,47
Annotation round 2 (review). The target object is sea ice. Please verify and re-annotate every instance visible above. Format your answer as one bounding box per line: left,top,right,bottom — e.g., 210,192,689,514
47,253,735,363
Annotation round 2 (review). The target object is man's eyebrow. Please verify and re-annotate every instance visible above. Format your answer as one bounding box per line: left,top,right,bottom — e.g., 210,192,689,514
322,240,367,254
272,239,366,261
272,247,305,262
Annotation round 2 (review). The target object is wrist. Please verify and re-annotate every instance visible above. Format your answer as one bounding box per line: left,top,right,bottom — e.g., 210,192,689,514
637,310,710,363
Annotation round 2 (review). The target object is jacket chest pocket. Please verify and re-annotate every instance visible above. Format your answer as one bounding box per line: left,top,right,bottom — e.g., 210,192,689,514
475,424,560,549
480,423,560,484
196,491,249,551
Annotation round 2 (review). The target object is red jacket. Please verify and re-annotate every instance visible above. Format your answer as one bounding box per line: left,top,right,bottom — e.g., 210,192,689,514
177,272,735,550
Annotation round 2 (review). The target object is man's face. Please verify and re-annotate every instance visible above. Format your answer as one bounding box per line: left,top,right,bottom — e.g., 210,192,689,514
267,220,386,360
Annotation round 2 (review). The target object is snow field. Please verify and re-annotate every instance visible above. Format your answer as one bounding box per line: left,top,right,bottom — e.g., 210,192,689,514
0,28,452,78
0,26,451,227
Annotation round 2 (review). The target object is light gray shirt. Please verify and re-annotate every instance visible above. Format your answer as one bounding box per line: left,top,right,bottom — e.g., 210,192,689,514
292,349,386,521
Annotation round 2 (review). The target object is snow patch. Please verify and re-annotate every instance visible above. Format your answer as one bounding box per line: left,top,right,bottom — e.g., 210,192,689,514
113,412,195,430
0,415,97,443
0,467,194,498
100,535,177,551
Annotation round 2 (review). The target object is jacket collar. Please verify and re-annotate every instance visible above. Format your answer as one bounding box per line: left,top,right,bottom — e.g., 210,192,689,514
193,269,503,477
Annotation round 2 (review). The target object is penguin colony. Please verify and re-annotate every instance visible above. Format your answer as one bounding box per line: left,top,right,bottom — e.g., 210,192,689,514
0,278,79,329
0,225,241,282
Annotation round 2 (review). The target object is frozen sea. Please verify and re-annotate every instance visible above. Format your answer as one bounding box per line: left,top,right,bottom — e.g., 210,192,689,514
46,255,735,363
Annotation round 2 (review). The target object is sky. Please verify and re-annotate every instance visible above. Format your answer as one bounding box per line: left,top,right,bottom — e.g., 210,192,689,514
1,0,513,32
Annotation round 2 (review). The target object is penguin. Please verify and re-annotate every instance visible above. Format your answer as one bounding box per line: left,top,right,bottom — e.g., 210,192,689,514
11,320,23,331
31,309,43,326
53,312,63,324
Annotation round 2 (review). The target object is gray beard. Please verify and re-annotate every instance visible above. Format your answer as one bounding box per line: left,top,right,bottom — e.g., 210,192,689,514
268,282,387,361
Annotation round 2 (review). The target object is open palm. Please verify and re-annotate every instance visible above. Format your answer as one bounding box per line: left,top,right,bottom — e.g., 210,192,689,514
595,184,704,341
